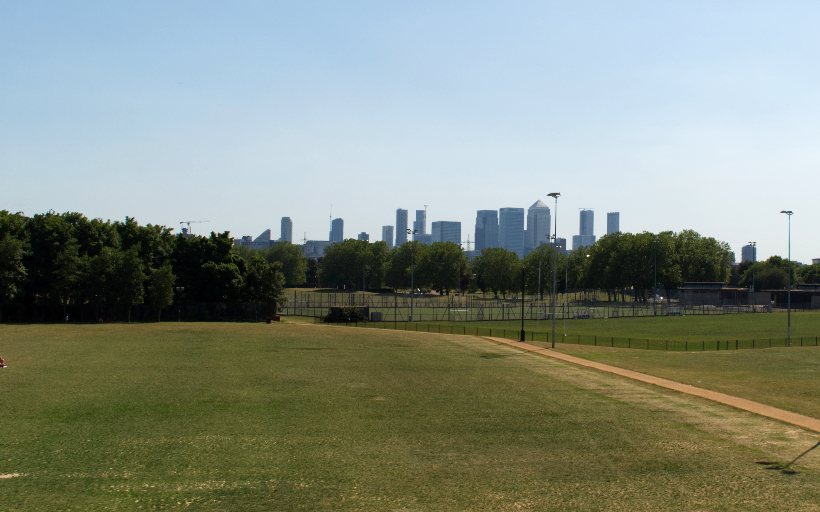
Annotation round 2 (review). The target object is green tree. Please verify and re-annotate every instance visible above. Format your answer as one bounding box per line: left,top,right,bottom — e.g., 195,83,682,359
85,246,120,321
244,255,287,314
798,264,820,285
115,246,146,322
53,242,82,320
472,247,519,297
147,264,176,322
0,235,26,323
522,245,561,297
417,242,467,295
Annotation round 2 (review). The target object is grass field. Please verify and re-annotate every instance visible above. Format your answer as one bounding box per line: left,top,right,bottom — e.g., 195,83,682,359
2,322,820,510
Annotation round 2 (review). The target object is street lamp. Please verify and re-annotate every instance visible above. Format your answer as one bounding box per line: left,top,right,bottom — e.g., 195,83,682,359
780,211,793,347
547,192,560,348
519,265,526,341
748,241,756,312
407,228,418,322
651,238,660,317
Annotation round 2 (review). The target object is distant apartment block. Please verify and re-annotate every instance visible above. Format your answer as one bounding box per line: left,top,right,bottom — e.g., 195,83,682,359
475,210,499,252
499,207,525,258
302,240,332,260
431,221,461,245
234,229,275,250
813,258,820,265
554,237,567,254
357,232,369,242
525,200,551,251
280,217,293,243
382,226,394,249
572,235,596,250
396,209,408,246
417,234,432,245
330,218,344,243
741,244,757,263
606,212,619,236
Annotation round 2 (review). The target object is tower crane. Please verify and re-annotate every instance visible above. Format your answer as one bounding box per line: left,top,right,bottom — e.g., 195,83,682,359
179,220,210,235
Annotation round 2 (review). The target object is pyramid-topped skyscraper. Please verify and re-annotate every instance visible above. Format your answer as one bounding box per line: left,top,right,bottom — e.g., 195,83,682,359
525,199,551,252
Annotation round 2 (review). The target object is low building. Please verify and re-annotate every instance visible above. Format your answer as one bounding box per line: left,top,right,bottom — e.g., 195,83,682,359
234,229,275,250
301,240,333,260
357,232,369,242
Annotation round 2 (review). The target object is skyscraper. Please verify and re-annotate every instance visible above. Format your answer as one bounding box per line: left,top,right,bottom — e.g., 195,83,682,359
499,207,525,258
475,210,499,252
396,209,408,246
525,200,551,251
280,217,293,243
357,232,369,242
741,244,757,263
415,209,427,235
431,221,461,245
382,226,394,249
572,209,596,250
330,218,344,243
580,209,594,236
606,212,619,236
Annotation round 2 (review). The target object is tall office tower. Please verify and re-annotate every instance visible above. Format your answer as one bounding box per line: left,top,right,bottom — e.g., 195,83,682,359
415,210,427,235
580,209,594,236
474,210,499,252
330,218,344,243
554,237,567,254
572,209,596,250
741,244,757,263
606,212,619,236
357,232,369,242
525,200,551,250
382,226,394,249
396,209,408,246
499,207,525,258
280,217,293,243
431,221,461,245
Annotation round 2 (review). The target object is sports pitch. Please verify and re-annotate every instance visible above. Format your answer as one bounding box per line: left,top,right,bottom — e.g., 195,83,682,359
1,322,820,510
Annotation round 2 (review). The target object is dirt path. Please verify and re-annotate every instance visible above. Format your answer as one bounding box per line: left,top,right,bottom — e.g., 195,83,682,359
487,336,820,433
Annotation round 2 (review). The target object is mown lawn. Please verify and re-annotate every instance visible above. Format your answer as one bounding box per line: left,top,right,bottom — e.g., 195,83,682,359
0,322,819,510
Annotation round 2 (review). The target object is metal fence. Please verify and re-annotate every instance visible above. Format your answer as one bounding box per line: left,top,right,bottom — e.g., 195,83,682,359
282,290,773,321
313,318,820,352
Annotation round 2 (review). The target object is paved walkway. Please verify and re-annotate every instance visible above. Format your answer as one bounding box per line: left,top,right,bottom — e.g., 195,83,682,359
487,337,820,434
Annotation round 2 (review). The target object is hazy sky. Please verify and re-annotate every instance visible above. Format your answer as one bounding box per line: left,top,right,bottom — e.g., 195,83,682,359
3,1,818,262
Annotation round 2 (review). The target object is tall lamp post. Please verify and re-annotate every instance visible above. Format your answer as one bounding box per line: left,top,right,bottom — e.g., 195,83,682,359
780,211,793,346
520,265,526,341
651,238,660,316
748,241,756,312
547,192,561,348
407,228,418,322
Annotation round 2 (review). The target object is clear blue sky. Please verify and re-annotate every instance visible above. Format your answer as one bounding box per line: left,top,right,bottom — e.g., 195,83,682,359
3,1,817,262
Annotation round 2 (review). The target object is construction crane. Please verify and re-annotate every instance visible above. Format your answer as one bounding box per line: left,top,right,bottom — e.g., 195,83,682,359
179,220,210,236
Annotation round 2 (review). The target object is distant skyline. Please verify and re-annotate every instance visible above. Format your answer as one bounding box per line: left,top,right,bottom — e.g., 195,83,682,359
3,2,818,262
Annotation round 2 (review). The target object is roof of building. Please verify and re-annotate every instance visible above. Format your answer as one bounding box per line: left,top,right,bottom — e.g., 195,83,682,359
529,200,549,209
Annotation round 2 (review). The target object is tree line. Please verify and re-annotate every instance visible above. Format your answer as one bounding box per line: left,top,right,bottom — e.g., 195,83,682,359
3,209,814,322
0,210,288,322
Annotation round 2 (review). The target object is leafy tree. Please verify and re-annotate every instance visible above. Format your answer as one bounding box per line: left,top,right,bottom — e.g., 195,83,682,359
320,239,389,290
797,264,820,285
244,255,287,314
85,246,120,321
675,230,733,283
739,256,796,291
472,247,519,297
147,264,176,322
417,242,467,295
0,235,26,322
384,242,425,291
53,242,82,320
522,245,561,297
115,246,146,322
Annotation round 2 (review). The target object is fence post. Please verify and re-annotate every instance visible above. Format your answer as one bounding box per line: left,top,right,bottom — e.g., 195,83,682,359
611,336,614,347
595,335,597,346
628,338,631,349
736,340,738,350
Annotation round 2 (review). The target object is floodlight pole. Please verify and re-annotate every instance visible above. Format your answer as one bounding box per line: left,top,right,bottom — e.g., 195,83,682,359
548,192,561,348
520,265,526,341
651,238,660,317
749,241,756,312
781,211,793,347
408,228,418,322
